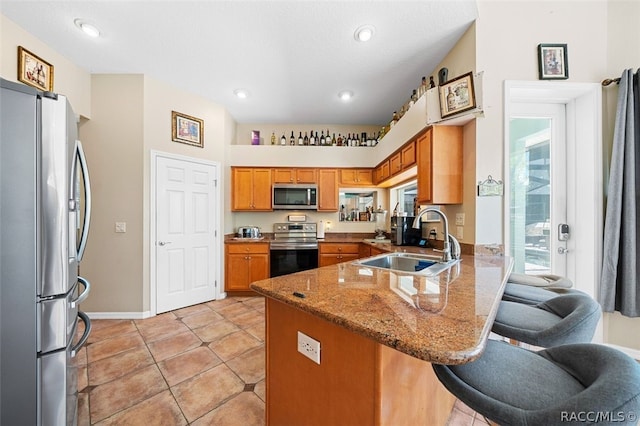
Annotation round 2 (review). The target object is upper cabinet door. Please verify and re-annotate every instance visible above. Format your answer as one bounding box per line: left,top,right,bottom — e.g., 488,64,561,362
295,169,317,183
317,169,338,211
416,126,463,205
232,167,272,211
273,168,317,183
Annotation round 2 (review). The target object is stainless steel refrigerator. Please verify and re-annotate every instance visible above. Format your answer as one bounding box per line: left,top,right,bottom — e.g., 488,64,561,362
1,78,92,425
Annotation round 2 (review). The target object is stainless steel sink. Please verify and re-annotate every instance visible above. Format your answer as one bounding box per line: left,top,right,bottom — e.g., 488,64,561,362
354,252,460,276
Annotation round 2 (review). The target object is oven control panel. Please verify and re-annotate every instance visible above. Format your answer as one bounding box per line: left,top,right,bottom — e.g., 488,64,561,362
273,223,317,233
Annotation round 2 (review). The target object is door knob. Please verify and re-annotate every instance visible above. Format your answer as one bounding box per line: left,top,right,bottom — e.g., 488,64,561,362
158,241,172,246
557,247,569,254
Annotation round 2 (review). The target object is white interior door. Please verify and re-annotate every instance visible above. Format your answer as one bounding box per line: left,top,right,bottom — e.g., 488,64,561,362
507,103,568,276
155,155,218,313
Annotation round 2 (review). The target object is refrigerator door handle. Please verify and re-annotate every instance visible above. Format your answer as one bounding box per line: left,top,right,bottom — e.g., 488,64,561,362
72,276,91,308
76,140,91,261
71,311,92,357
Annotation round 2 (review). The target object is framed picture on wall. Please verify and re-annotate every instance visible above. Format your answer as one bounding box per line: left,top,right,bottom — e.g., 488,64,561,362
538,44,568,80
438,71,476,118
17,46,54,92
171,111,204,148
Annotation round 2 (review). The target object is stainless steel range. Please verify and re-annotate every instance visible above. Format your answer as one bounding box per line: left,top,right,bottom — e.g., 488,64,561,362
270,223,319,277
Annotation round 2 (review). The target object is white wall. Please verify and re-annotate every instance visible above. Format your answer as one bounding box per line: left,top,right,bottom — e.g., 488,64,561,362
1,14,91,118
80,74,233,314
474,0,609,245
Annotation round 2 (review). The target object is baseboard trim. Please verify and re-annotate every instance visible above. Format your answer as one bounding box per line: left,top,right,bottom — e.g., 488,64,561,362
605,343,640,361
85,311,154,320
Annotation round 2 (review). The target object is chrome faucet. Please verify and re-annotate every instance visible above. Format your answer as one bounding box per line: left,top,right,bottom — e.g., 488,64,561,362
412,208,456,262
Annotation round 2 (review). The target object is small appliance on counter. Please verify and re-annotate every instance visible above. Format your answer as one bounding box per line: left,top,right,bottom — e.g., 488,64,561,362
237,226,261,239
390,216,423,246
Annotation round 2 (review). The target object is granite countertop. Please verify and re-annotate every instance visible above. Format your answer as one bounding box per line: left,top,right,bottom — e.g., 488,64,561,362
250,249,513,365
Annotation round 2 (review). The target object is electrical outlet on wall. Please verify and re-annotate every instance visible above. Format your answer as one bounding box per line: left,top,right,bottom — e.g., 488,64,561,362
455,213,465,226
297,331,321,364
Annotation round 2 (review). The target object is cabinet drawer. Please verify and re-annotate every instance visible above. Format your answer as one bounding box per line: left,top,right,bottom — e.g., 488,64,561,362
226,243,269,254
319,253,360,267
319,243,361,255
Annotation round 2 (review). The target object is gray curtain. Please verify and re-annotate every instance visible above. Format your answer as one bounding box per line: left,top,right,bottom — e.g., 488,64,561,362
600,68,640,317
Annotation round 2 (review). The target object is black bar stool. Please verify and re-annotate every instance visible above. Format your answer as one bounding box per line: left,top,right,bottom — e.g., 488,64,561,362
433,340,640,426
492,293,601,347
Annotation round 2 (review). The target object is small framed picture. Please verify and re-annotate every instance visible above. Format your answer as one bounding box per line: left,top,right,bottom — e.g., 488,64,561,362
538,44,568,80
439,71,476,119
171,111,204,148
17,46,54,92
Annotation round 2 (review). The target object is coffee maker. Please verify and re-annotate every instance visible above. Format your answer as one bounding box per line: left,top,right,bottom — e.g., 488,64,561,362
390,216,422,246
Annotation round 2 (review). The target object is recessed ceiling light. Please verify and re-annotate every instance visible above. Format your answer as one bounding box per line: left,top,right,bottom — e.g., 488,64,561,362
338,90,354,101
234,89,250,99
74,19,100,38
354,25,375,42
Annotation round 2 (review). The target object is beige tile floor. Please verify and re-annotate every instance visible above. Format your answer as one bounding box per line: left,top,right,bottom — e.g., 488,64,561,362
76,296,487,425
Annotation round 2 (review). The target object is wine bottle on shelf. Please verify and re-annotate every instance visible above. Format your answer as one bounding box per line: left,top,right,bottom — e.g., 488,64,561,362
309,130,315,145
331,133,337,146
314,131,319,146
319,130,325,146
410,89,418,106
298,131,303,145
419,76,427,97
280,133,286,145
290,131,295,146
271,132,276,145
390,111,398,127
337,134,343,146
303,132,309,146
327,129,331,144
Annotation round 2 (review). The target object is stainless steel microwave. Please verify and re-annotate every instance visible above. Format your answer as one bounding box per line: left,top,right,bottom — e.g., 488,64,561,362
272,184,318,210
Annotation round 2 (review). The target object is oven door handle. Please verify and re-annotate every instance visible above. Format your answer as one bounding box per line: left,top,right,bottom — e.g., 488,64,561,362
270,243,319,250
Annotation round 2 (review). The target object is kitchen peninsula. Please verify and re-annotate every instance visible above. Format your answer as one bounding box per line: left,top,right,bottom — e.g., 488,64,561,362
250,248,513,425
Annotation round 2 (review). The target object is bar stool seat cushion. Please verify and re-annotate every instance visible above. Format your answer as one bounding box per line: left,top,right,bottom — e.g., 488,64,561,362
502,283,582,305
507,272,573,289
433,340,640,426
493,294,601,347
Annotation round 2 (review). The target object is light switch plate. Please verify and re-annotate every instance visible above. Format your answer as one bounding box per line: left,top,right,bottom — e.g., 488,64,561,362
455,213,465,226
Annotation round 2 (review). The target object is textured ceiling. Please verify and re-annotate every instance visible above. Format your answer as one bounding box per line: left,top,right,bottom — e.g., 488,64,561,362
1,1,478,125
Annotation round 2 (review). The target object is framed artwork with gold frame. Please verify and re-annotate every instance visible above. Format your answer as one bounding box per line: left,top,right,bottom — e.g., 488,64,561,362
439,71,476,118
171,111,204,148
18,46,54,92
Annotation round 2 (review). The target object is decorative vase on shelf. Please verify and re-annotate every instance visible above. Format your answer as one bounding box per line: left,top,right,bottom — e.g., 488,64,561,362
438,67,448,86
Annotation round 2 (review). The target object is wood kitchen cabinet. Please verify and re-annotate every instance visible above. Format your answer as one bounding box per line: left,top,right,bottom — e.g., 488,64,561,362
225,242,269,294
359,243,387,259
272,168,317,184
317,169,339,211
416,126,463,204
319,242,361,266
231,167,272,211
374,160,390,184
390,140,416,176
370,245,386,256
339,169,374,186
